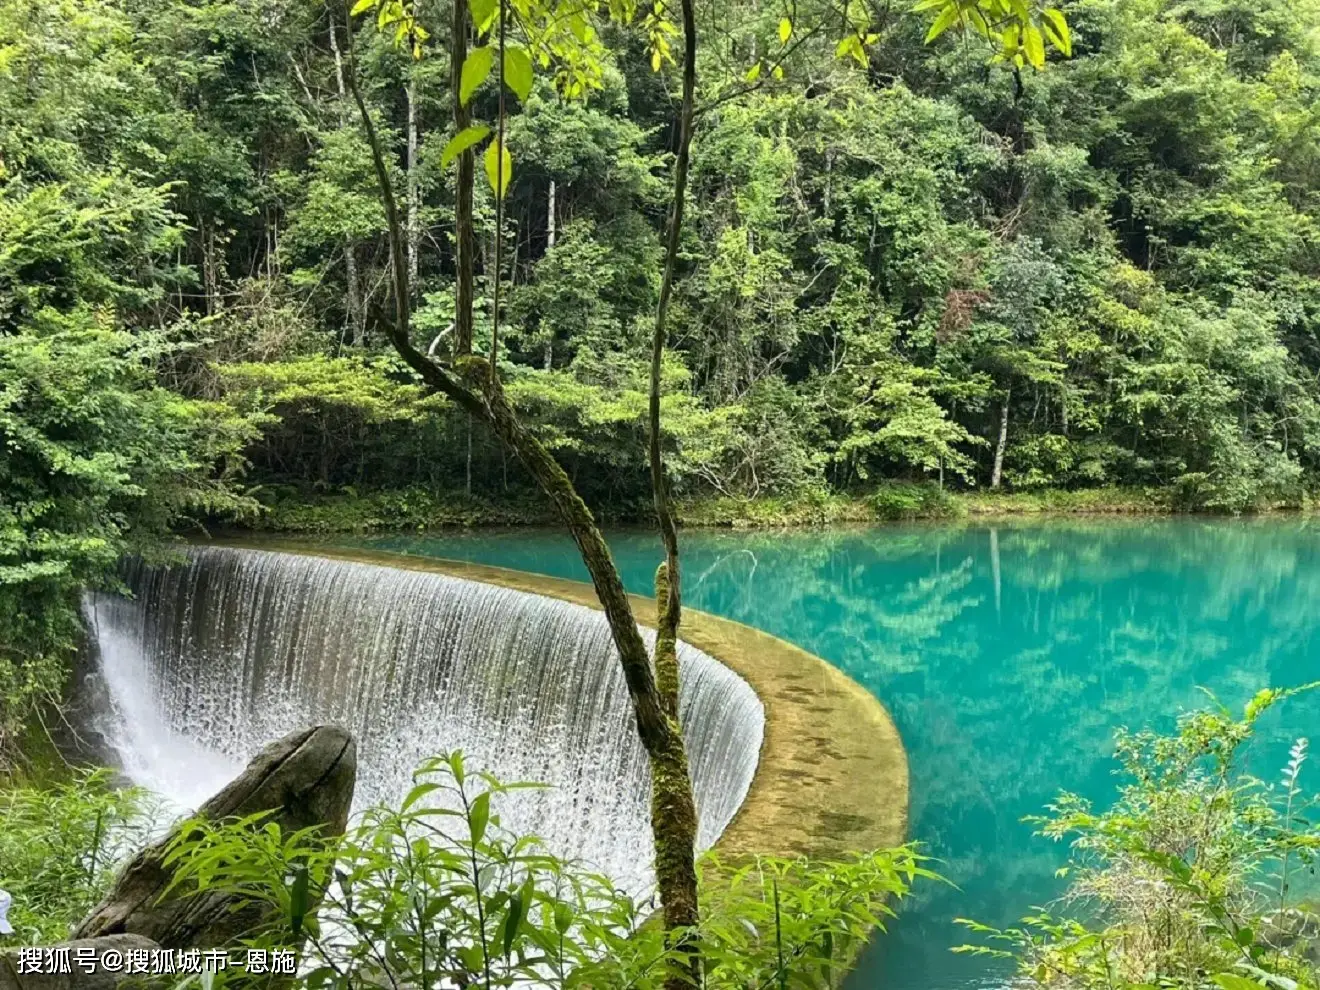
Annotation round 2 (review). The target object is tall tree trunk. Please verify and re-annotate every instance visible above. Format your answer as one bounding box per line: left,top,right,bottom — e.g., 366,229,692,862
450,0,475,354
329,15,365,345
406,0,423,299
341,15,702,982
647,0,701,983
991,390,1010,489
203,220,219,315
543,178,556,369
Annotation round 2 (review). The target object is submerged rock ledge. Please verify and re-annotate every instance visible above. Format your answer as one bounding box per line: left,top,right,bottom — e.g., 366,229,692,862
211,538,910,860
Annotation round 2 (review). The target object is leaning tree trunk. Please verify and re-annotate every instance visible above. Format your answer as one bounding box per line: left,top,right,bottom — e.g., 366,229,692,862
339,11,703,981
991,390,1010,489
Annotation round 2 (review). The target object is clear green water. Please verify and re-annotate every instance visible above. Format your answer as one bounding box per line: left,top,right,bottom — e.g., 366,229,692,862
348,519,1320,989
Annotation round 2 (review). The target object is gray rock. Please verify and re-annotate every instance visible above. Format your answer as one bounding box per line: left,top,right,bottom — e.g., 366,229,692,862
74,725,356,949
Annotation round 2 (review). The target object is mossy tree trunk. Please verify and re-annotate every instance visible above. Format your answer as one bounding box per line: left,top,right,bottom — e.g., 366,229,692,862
647,0,701,981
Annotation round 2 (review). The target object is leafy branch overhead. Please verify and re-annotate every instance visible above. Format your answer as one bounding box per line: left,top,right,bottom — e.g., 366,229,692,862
367,0,1073,198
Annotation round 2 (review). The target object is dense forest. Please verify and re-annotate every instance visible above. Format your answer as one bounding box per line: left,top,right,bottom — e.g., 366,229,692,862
5,0,1319,520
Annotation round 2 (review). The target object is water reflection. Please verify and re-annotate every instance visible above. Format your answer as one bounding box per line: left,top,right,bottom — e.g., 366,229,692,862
353,518,1320,990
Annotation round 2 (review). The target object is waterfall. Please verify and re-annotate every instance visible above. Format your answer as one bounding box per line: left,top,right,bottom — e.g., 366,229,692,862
82,546,764,899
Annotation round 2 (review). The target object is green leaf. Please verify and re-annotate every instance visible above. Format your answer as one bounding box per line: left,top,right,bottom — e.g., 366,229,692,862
469,0,497,32
745,61,762,82
1042,8,1071,55
460,47,494,105
1022,22,1045,68
553,901,574,934
469,790,492,842
501,888,524,956
1212,976,1267,990
924,4,960,43
287,863,310,938
402,780,443,810
350,0,376,16
503,47,533,101
778,17,791,43
440,125,491,170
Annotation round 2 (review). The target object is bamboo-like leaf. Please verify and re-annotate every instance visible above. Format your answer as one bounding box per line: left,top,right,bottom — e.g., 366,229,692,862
402,779,444,810
288,863,310,938
469,790,492,842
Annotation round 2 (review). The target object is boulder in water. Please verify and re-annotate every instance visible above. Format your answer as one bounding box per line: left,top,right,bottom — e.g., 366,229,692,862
74,725,356,948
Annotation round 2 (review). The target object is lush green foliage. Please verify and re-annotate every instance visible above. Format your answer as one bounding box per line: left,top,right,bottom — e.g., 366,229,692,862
0,770,154,944
3,0,1314,539
0,0,267,750
163,751,932,988
957,685,1320,989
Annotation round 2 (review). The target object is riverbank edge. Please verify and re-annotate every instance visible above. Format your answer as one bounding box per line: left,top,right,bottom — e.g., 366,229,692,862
233,484,1316,534
207,536,910,863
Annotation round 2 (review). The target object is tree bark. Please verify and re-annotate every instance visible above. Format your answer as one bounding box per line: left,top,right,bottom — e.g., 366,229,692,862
406,0,423,299
991,390,1010,489
450,0,475,354
329,15,365,345
543,178,556,369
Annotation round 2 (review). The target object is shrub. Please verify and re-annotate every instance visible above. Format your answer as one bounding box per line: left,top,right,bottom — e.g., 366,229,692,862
868,482,960,521
0,769,155,943
957,684,1320,989
162,751,934,988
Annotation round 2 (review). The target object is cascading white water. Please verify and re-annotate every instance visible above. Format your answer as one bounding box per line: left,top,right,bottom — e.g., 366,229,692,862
83,546,764,899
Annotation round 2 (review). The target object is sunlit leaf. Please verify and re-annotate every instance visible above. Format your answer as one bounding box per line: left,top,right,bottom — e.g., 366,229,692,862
503,47,533,100
1022,22,1045,68
460,46,494,105
469,0,497,33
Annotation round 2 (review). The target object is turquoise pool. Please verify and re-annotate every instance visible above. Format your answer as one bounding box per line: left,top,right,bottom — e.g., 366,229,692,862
347,518,1320,988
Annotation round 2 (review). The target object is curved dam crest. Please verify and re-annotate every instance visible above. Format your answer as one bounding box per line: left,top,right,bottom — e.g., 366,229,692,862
83,545,765,900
